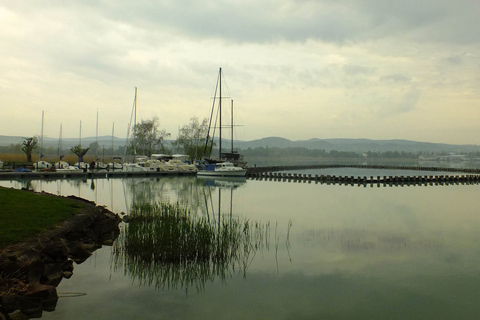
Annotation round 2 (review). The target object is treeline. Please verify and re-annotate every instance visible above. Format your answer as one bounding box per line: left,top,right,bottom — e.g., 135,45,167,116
238,147,441,159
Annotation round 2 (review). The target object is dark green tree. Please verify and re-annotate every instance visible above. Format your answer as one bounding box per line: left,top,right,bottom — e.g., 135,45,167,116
70,145,90,162
22,137,38,162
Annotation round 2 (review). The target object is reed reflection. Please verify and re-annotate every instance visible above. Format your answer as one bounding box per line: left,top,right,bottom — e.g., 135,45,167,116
113,177,274,293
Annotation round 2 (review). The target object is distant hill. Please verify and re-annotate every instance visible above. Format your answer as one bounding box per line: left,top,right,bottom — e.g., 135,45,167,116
234,137,480,154
1,135,479,154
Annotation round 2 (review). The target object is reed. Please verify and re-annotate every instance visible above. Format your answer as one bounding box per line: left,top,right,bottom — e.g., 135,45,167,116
112,202,270,292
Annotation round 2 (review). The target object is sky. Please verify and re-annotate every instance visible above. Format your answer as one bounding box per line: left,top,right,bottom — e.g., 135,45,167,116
0,0,479,145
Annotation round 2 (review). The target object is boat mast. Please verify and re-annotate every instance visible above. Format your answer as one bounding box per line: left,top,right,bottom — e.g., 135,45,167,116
57,124,62,160
112,122,115,158
231,100,234,153
79,120,82,147
40,111,44,159
219,67,222,159
96,109,99,161
133,87,137,162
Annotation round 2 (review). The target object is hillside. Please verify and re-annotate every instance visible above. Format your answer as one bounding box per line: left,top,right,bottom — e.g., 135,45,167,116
1,135,479,154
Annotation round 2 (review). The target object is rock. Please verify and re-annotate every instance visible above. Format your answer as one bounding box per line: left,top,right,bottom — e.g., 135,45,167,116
27,261,45,283
0,195,121,317
68,242,92,264
39,239,69,263
44,264,64,287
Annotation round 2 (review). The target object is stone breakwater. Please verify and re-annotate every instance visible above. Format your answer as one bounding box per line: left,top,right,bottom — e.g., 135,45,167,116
0,194,122,320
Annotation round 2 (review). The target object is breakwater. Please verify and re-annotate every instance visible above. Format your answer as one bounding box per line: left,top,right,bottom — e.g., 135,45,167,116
246,164,480,186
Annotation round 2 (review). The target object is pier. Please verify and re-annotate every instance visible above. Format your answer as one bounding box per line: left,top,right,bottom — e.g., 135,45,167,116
246,164,480,187
0,170,196,180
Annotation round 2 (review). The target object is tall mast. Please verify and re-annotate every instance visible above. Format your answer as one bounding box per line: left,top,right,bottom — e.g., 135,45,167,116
57,124,62,160
40,111,44,159
112,122,115,158
231,100,234,153
219,67,222,158
96,109,99,160
79,120,82,147
133,87,137,162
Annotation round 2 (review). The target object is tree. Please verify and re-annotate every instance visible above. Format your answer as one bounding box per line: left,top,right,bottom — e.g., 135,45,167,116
173,117,209,161
89,141,100,157
70,145,90,162
130,117,170,157
22,137,38,162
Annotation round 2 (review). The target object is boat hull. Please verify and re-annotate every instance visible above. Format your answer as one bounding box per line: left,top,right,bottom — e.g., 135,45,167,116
197,169,247,177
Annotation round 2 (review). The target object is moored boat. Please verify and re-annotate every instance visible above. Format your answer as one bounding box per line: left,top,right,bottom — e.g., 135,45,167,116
197,161,246,177
34,160,53,170
55,161,82,172
197,68,247,177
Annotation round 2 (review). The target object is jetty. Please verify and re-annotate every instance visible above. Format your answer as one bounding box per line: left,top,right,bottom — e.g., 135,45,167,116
0,169,196,180
246,164,480,187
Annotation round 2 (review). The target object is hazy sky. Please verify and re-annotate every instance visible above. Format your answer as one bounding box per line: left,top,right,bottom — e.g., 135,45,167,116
1,1,479,144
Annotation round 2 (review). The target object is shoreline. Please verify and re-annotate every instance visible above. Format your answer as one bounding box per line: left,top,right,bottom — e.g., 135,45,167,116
0,190,122,319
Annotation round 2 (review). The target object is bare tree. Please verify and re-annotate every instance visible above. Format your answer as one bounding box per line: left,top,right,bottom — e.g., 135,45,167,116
173,117,209,161
130,117,170,157
22,137,38,162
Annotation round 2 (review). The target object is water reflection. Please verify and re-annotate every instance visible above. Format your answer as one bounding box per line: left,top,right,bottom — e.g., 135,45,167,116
3,175,480,319
112,176,277,293
112,201,270,292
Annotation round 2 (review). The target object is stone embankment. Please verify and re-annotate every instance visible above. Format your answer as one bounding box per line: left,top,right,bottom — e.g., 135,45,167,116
0,194,122,320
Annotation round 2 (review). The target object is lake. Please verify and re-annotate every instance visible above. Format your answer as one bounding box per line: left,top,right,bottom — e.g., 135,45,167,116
2,167,480,319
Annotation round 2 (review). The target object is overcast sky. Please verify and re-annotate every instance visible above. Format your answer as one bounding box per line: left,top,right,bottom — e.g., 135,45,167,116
1,0,479,144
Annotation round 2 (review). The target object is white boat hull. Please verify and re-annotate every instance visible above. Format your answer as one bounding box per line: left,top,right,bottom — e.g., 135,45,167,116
197,170,247,177
197,162,247,177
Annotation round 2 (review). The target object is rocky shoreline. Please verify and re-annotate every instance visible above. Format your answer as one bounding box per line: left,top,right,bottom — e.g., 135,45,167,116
0,193,122,320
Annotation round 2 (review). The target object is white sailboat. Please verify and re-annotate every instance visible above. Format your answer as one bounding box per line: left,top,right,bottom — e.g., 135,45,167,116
33,111,53,170
95,109,108,170
107,123,123,170
197,68,247,177
55,124,82,172
123,87,147,172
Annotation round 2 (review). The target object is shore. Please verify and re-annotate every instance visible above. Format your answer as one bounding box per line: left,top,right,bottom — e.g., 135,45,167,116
0,188,122,319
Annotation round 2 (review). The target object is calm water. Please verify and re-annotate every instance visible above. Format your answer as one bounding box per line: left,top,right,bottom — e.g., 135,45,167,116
2,168,480,319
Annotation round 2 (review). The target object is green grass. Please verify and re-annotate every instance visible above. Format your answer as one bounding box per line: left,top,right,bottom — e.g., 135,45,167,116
112,202,271,291
0,187,83,248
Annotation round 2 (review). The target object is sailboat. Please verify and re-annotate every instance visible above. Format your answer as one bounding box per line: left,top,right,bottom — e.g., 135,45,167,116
33,111,53,170
55,124,82,172
123,87,147,172
107,122,123,170
95,109,108,170
197,68,247,177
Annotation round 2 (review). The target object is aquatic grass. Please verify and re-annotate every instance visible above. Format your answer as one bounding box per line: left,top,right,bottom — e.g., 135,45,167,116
112,201,271,292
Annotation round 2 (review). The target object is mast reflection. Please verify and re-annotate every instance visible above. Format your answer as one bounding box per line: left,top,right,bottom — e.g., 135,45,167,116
112,176,270,293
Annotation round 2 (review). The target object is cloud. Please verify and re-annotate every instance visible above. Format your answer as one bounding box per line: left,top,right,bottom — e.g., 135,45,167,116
381,74,411,83
0,1,479,144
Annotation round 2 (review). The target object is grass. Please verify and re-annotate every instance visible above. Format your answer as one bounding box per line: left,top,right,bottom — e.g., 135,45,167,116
112,202,271,292
0,187,84,249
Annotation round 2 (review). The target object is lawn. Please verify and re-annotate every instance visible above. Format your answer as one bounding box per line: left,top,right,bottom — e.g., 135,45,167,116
0,187,83,248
